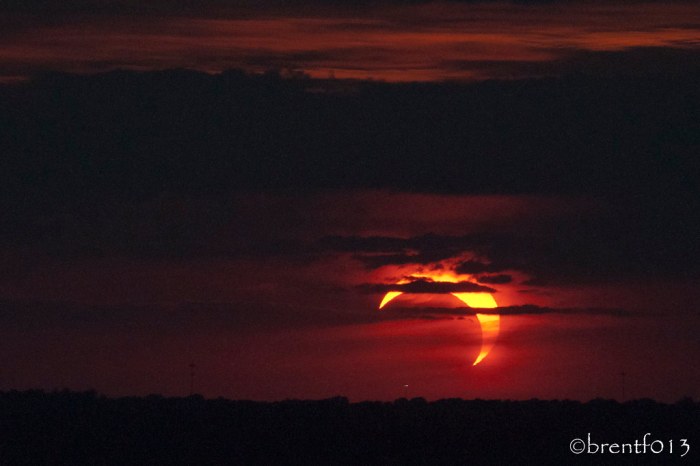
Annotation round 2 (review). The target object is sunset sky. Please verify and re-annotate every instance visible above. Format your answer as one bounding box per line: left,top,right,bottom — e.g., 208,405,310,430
1,0,699,402
3,1,700,82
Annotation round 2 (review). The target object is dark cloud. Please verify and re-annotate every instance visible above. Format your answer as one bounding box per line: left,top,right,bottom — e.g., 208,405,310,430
320,234,497,269
0,298,378,332
0,0,640,16
381,304,632,318
0,192,318,261
3,2,700,84
443,47,700,80
455,261,506,274
2,68,699,197
323,196,700,285
520,278,549,287
319,235,418,254
1,70,699,284
0,299,630,343
545,47,700,78
494,305,632,316
0,0,252,15
354,250,462,268
476,274,512,284
357,278,496,294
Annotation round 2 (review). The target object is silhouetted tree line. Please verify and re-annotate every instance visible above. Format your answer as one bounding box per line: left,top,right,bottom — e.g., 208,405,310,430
0,390,697,465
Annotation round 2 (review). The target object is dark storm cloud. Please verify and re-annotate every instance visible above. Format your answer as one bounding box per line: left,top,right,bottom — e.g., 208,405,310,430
358,278,496,294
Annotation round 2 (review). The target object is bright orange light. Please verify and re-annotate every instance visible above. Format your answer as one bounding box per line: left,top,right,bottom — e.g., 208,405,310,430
377,273,501,365
379,291,403,309
451,293,499,365
473,314,500,365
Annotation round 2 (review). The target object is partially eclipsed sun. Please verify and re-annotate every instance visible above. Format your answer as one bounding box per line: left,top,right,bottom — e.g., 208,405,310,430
378,279,500,366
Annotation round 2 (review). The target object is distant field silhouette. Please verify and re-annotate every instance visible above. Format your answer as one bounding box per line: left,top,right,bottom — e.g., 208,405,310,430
0,390,696,465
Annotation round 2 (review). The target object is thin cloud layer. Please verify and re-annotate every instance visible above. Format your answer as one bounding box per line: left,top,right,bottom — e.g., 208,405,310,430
381,304,633,318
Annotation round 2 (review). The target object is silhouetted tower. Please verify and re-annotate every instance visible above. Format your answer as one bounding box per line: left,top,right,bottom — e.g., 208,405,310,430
189,362,196,396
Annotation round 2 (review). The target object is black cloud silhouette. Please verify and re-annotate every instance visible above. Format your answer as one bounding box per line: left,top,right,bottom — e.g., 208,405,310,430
381,304,631,317
358,278,496,294
477,274,513,284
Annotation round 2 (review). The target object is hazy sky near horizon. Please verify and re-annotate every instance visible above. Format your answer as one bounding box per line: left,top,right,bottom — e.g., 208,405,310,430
1,190,699,401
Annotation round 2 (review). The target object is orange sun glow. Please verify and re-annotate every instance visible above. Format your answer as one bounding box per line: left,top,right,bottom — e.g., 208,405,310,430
378,272,500,365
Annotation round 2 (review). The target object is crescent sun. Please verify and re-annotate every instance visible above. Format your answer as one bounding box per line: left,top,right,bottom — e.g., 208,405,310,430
378,291,500,366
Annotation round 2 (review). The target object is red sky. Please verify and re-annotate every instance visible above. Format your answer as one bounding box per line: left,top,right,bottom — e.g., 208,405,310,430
3,2,700,81
1,191,698,401
1,1,699,402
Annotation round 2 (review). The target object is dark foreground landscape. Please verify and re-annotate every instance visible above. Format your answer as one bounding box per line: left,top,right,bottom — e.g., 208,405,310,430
1,390,697,465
